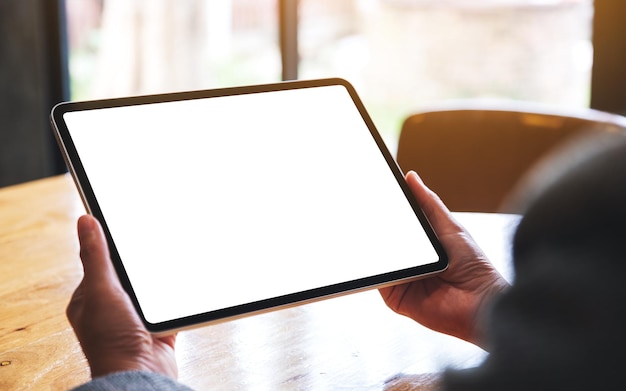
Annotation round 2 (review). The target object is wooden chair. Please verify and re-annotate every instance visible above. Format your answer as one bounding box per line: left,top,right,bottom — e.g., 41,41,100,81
395,101,626,212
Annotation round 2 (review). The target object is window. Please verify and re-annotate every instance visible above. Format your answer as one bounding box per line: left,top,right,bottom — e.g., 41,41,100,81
66,0,594,150
66,0,280,100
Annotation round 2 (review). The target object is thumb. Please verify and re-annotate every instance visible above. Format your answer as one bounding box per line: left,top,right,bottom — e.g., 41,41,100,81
405,171,463,237
77,214,119,287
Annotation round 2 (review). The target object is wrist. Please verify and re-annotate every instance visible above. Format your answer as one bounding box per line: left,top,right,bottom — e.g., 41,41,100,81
88,352,178,380
468,278,510,350
89,358,153,379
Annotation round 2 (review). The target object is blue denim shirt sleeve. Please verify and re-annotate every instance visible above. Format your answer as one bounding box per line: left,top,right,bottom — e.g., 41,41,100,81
71,371,195,391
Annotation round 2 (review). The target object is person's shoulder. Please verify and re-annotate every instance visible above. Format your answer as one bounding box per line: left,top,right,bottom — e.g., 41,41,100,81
440,133,626,391
511,132,626,251
70,371,195,391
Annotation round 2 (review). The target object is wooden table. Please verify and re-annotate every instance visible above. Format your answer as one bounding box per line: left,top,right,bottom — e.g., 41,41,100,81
0,174,521,390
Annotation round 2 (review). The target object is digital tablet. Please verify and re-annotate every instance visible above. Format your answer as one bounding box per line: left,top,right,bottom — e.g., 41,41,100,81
51,78,447,334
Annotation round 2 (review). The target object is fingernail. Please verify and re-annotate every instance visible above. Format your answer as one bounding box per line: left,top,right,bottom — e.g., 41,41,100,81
77,215,95,242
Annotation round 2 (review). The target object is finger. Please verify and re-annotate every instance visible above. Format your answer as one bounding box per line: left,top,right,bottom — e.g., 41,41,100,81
405,171,463,235
158,333,178,350
77,214,120,288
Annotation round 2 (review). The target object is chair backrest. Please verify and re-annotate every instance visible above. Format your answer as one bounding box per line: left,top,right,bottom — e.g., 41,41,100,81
396,102,626,212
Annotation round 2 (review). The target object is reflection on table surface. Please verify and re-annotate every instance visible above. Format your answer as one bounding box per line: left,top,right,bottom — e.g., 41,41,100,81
0,174,521,390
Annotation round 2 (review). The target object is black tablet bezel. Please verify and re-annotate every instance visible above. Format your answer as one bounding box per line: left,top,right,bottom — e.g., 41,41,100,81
51,78,448,334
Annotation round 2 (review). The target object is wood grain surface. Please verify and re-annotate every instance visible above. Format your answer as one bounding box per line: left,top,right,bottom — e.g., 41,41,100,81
0,174,520,390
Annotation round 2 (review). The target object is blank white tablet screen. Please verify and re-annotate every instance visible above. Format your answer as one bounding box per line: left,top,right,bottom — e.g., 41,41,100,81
63,84,439,324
